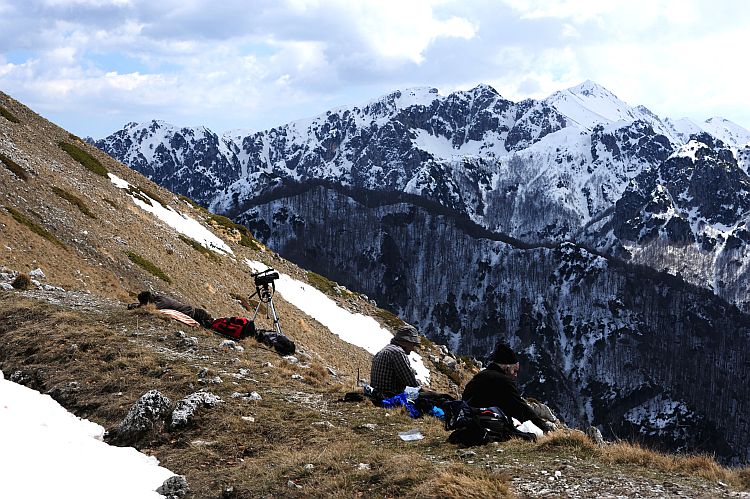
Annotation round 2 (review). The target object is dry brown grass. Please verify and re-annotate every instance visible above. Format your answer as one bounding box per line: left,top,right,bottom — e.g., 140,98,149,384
3,293,750,497
535,429,600,458
601,441,736,483
412,465,514,498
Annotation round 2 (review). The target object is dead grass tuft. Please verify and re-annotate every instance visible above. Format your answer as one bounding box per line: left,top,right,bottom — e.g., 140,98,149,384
51,186,97,219
536,430,599,457
412,465,514,498
11,273,32,290
0,152,29,181
601,441,735,483
731,467,750,490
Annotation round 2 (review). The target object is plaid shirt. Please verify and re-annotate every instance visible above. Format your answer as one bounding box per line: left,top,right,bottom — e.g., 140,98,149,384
370,341,418,397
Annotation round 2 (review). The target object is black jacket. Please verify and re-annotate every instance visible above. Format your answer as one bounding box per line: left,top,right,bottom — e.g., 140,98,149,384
462,363,547,429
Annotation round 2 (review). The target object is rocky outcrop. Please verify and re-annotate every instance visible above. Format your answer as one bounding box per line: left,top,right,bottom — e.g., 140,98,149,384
108,390,173,446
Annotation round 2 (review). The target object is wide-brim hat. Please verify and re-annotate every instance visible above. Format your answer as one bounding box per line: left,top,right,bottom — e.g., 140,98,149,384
394,324,420,344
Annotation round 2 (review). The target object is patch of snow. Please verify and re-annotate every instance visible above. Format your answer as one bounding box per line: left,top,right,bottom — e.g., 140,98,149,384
245,260,430,384
0,370,174,499
669,139,708,161
108,173,233,255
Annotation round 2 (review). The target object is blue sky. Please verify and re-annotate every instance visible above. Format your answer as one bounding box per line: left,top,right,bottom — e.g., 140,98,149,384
1,0,748,138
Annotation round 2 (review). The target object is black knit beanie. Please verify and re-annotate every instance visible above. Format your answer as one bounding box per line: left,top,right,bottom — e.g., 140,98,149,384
489,342,518,364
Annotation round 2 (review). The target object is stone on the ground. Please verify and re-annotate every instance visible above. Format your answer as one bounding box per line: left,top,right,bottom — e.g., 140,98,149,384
29,268,45,279
110,390,173,446
156,475,190,499
179,336,199,349
220,339,244,351
442,355,458,371
586,426,605,446
170,391,222,429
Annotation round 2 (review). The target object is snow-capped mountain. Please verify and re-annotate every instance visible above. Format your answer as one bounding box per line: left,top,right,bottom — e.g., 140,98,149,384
93,80,750,310
89,81,750,464
587,133,750,309
95,82,750,244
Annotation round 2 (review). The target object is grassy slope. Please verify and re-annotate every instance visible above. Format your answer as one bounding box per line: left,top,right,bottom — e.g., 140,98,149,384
1,293,748,498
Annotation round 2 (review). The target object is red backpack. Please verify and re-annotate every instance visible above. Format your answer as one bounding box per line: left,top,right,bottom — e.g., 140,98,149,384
210,317,256,340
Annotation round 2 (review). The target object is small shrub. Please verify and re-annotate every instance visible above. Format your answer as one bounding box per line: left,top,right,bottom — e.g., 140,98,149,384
5,206,66,248
126,251,171,283
58,142,108,176
51,186,96,219
11,273,32,290
178,235,219,262
0,105,20,123
0,153,29,181
209,213,262,250
307,271,337,295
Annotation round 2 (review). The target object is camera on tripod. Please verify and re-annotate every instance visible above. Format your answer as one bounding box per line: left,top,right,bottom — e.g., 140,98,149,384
252,268,279,287
249,267,284,337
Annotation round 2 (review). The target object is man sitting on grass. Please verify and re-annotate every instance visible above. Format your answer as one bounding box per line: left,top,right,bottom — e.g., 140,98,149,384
462,341,553,432
370,324,422,399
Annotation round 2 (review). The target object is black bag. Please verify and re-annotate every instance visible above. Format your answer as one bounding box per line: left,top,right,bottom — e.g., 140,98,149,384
442,400,537,446
256,330,295,356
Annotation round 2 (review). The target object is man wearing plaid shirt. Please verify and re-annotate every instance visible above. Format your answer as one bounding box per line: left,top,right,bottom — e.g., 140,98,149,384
370,324,421,398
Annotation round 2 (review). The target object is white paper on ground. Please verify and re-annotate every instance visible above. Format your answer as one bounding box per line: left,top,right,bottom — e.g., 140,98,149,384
398,429,424,441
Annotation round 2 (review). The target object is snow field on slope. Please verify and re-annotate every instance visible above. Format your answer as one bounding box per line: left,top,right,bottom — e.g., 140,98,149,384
245,260,430,384
108,173,233,255
0,371,174,499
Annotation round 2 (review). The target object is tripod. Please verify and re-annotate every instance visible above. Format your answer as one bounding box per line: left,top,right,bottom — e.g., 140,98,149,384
249,269,283,336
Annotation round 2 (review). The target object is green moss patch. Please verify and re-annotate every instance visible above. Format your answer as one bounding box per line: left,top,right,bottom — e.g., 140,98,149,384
0,153,29,181
306,271,339,295
126,251,171,283
58,142,108,176
179,235,219,262
51,186,96,219
375,307,405,330
5,206,65,248
209,213,262,250
0,106,20,123
178,194,203,210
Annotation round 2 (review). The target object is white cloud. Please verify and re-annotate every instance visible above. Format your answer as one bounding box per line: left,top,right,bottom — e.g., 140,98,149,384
0,0,748,136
